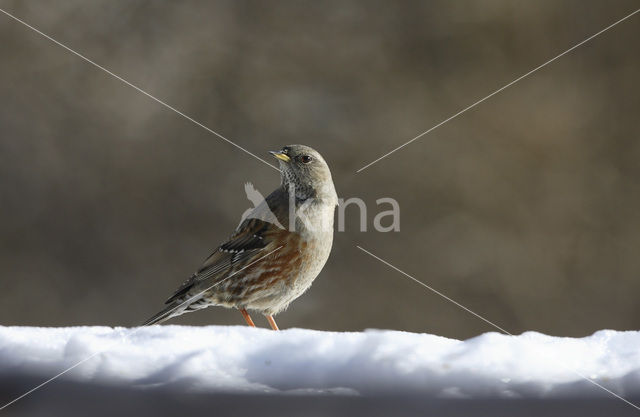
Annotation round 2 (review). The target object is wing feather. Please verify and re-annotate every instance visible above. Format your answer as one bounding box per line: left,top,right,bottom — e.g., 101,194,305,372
164,218,275,304
164,187,289,305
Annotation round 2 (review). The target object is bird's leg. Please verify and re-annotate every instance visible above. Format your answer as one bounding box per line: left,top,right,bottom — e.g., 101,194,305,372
265,315,279,331
239,308,256,327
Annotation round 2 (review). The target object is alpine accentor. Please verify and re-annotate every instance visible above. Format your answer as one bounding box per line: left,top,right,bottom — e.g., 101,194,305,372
143,145,337,330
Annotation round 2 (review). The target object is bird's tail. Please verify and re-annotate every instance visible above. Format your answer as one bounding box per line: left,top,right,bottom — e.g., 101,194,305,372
141,303,184,326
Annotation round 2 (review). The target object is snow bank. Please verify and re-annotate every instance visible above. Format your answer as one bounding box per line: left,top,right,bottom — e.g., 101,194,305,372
0,326,639,399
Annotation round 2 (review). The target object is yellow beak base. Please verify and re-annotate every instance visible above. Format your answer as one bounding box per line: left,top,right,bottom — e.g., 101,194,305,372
269,151,291,162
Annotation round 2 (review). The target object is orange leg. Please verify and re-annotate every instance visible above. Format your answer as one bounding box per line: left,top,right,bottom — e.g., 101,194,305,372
240,308,256,327
265,315,279,331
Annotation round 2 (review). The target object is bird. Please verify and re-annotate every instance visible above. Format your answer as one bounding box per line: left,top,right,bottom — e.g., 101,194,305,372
240,182,283,229
143,144,338,330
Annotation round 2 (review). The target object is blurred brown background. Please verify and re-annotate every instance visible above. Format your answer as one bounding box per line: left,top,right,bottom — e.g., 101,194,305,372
0,0,638,339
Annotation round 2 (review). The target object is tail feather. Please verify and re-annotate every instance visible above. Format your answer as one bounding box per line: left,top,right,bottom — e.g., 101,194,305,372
142,303,183,326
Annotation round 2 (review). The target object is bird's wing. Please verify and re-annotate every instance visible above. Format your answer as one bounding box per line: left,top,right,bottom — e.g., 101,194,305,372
164,216,280,305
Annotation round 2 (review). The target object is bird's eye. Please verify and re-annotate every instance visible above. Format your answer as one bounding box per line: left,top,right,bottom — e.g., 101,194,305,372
299,155,313,164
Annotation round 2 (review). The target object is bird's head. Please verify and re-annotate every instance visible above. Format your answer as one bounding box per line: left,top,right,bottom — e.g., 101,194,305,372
270,144,337,204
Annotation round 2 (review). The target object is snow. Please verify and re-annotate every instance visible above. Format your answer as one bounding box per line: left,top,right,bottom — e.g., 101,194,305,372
1,326,639,399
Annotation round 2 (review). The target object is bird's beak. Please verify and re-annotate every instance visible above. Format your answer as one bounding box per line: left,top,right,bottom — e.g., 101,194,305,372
269,150,290,162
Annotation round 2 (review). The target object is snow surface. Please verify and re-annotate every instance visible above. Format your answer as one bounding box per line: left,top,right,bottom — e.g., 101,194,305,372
1,326,639,399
